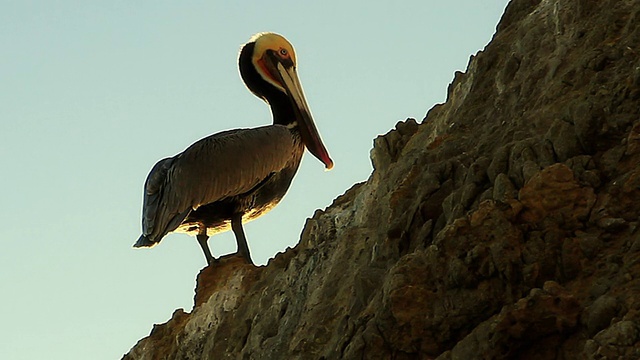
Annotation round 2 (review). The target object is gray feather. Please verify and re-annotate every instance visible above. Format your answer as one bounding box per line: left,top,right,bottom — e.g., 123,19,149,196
136,124,300,245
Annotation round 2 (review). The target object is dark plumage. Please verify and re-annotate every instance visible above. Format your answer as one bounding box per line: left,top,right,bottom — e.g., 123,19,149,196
135,32,333,265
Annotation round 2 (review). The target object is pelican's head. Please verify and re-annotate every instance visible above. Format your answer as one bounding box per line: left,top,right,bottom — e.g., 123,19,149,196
239,33,333,170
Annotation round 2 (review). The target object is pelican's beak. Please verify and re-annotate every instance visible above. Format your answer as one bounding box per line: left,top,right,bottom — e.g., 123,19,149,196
275,62,334,170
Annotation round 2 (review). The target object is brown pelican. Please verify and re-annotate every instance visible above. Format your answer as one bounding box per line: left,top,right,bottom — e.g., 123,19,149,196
134,32,333,266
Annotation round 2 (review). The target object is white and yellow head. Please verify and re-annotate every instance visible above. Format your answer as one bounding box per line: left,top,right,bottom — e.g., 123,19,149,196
238,32,333,170
250,33,298,93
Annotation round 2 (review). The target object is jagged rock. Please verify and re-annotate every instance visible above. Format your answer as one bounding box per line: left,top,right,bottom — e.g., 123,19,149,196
585,295,621,336
584,320,640,359
123,0,640,358
440,281,581,360
371,118,419,172
517,163,596,227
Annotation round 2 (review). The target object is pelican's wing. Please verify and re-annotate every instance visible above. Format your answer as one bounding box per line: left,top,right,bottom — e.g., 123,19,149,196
138,125,298,244
135,156,191,247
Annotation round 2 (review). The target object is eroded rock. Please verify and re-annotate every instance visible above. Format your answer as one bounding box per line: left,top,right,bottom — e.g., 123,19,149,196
123,0,640,358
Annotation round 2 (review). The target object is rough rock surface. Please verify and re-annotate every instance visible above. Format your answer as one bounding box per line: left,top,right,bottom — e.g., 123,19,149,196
123,0,640,359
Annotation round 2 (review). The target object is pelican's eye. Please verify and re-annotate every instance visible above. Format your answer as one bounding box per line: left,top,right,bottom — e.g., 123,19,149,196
279,48,288,57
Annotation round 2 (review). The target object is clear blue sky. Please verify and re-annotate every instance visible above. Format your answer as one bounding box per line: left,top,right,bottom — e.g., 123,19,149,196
0,1,509,359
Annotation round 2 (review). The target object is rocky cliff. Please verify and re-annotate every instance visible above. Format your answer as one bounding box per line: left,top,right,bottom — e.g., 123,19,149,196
123,0,640,359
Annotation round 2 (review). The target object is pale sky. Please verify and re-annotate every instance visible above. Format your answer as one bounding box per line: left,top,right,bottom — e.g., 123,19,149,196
0,1,510,359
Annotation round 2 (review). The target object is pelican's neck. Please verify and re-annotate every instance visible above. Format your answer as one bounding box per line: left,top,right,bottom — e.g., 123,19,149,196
268,93,298,127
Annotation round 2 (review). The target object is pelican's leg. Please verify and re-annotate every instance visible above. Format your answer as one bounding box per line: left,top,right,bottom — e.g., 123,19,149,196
231,213,254,265
196,227,216,265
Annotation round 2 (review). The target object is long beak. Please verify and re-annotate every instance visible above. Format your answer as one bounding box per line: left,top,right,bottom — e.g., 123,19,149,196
276,62,334,170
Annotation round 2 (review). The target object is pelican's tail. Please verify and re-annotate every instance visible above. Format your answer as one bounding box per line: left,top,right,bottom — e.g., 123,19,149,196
133,235,155,248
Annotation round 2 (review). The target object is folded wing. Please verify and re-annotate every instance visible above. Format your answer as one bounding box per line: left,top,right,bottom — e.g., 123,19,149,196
139,125,298,244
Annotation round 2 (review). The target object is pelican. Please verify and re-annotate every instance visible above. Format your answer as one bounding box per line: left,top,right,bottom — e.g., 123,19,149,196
134,32,333,266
